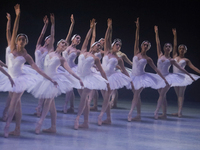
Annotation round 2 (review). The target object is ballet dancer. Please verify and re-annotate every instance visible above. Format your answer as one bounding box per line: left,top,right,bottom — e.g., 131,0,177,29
127,18,169,122
62,14,81,113
74,19,111,129
154,25,195,119
34,15,55,117
172,28,200,117
3,4,58,138
101,18,133,124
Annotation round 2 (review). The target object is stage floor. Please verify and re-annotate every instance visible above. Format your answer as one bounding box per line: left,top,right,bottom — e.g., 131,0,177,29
0,92,200,150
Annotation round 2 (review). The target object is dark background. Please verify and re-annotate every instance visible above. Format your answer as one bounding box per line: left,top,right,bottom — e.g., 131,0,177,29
0,0,200,102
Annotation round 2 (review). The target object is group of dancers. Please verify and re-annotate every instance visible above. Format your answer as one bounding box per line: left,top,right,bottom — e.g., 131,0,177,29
0,4,200,138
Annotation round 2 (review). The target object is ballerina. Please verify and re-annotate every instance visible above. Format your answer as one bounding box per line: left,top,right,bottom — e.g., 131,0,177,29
127,18,169,122
62,15,81,113
101,18,134,124
34,15,55,117
74,19,110,129
154,26,195,119
172,28,200,117
3,4,58,138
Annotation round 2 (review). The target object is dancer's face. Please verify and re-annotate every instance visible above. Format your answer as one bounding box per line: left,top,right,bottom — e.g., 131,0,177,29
45,38,50,45
94,43,101,52
17,36,27,47
113,41,122,52
164,43,172,53
99,39,105,48
72,35,81,45
178,45,186,55
141,42,150,52
58,40,68,51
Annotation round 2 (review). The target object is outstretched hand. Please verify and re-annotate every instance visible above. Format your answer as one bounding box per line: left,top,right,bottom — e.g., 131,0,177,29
135,17,139,28
50,13,55,24
90,18,96,28
6,13,11,20
154,25,158,33
43,15,49,24
107,18,112,27
70,14,75,24
14,4,20,16
172,28,176,35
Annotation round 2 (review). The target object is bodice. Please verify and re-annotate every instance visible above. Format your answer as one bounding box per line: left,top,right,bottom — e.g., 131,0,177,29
35,50,48,70
62,51,77,68
157,58,171,76
102,55,118,76
131,56,147,76
173,59,186,73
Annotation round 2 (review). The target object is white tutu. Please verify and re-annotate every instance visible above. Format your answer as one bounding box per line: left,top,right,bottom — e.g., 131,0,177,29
77,54,108,90
28,73,76,99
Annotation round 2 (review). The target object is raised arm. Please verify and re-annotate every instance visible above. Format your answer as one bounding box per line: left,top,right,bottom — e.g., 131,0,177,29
172,28,177,58
6,13,12,46
81,18,95,53
90,22,96,47
154,26,163,58
104,18,112,53
10,4,20,52
65,14,75,45
47,13,55,51
36,15,49,49
134,17,140,56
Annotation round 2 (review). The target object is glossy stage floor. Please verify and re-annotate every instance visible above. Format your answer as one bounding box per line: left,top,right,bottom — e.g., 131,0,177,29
0,91,199,150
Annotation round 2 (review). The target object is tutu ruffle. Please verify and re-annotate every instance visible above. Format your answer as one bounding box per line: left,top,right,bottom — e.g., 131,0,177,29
28,73,77,99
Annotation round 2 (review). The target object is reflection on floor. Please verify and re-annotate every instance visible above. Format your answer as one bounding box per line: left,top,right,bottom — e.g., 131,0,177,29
0,92,200,150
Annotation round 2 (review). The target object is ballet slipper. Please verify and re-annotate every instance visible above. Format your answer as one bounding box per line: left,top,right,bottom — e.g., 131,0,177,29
90,106,98,111
79,121,89,128
98,116,102,126
178,113,182,118
2,115,8,122
42,127,56,133
158,114,167,119
9,127,20,136
127,114,132,122
131,115,141,121
74,119,79,130
4,125,9,138
102,118,111,124
35,122,42,134
67,107,74,113
154,113,158,120
171,113,178,116
34,107,41,117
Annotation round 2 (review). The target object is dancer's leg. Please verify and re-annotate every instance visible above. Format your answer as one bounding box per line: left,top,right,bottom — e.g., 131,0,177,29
110,90,118,108
74,88,91,129
154,85,170,119
4,92,24,138
90,90,99,111
35,98,53,134
63,90,74,113
42,99,57,133
2,92,12,121
176,86,186,117
35,98,45,117
128,88,143,122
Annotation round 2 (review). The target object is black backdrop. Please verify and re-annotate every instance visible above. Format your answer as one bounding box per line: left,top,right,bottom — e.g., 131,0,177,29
0,0,200,102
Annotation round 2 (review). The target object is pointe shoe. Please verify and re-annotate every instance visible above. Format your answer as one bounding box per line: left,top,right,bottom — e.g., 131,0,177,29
79,122,89,128
102,118,111,125
178,113,182,118
67,107,74,113
98,116,102,126
9,128,20,136
158,114,167,119
132,115,141,121
35,122,42,134
2,115,8,122
171,113,178,116
90,106,98,111
42,127,56,133
74,120,79,130
154,113,158,120
4,125,9,138
34,107,41,117
127,115,132,122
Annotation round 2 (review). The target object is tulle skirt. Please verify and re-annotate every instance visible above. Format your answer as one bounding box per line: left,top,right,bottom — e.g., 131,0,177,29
27,72,79,99
127,73,166,90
